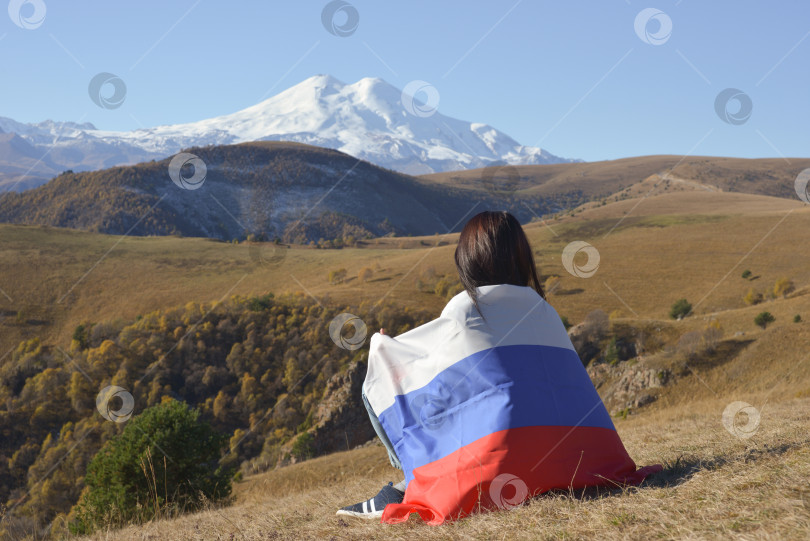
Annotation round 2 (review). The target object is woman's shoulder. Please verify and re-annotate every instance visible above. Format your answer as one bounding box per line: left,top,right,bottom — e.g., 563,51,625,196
441,284,548,321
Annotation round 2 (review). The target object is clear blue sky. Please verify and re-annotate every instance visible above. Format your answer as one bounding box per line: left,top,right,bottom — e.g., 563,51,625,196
1,1,808,162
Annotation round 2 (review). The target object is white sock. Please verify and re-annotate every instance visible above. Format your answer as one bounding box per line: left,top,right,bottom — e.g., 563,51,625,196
393,479,407,493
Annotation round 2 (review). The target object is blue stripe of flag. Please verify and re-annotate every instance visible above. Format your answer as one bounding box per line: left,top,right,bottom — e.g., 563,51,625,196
377,343,616,474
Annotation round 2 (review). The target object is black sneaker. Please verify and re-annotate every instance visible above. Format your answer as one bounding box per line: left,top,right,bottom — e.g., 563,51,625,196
336,482,405,519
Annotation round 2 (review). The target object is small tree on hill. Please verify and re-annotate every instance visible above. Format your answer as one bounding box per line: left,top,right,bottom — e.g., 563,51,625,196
291,432,314,461
669,299,692,320
743,287,763,306
676,331,702,359
358,267,373,283
754,311,775,329
70,399,234,535
741,269,752,280
702,320,723,352
544,275,561,295
328,268,347,284
773,278,795,298
582,309,609,342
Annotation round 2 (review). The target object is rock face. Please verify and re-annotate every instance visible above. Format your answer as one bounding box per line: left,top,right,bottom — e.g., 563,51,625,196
588,361,671,415
277,360,377,467
310,361,377,454
568,323,601,364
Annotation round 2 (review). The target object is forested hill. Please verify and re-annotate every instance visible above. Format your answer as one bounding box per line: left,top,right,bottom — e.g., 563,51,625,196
0,290,433,536
0,141,490,244
3,146,808,246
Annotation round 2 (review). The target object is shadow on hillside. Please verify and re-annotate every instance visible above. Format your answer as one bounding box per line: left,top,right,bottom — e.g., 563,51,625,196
683,338,755,372
536,439,809,504
554,287,584,296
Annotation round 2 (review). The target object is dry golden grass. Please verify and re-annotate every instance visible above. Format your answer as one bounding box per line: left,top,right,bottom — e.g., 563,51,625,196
77,394,810,541
420,155,810,201
2,185,808,357
3,179,808,540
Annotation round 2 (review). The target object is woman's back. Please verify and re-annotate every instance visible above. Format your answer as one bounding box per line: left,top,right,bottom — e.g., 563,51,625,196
364,283,658,524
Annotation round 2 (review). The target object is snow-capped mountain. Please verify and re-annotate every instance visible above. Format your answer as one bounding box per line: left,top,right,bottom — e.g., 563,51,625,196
0,75,575,191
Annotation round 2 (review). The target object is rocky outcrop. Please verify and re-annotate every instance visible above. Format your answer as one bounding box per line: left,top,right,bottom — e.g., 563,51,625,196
277,361,376,466
588,361,670,415
568,323,601,365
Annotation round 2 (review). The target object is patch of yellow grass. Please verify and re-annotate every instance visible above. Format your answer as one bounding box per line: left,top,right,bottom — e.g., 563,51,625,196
77,396,810,540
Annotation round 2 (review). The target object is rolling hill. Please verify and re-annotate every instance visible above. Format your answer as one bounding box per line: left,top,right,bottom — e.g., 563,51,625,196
0,141,483,243
1,145,808,247
422,155,810,202
1,156,810,539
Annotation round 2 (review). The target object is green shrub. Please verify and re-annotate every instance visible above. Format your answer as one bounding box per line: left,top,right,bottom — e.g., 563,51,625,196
754,311,775,329
669,298,692,320
247,293,274,312
291,432,314,461
70,399,234,535
605,337,619,365
72,324,89,349
741,269,752,279
794,314,802,323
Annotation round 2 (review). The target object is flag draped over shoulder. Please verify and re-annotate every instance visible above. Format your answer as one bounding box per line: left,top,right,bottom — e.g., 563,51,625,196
363,284,662,525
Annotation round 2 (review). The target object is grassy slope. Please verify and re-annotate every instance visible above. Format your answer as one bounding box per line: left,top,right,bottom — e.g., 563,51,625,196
2,184,807,357
79,396,810,540
3,175,810,538
420,155,810,200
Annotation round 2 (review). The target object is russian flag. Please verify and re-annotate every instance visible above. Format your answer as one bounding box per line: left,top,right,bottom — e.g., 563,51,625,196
363,284,662,524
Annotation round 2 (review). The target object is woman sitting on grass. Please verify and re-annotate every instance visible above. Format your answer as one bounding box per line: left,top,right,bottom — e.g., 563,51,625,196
337,210,661,523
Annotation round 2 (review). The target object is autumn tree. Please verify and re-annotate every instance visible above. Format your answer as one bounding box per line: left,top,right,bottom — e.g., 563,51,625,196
773,277,795,298
358,266,374,283
544,275,561,295
743,288,763,306
328,268,347,284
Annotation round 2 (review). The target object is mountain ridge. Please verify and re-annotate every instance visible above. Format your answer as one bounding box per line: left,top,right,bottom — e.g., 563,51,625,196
1,142,807,246
0,75,574,191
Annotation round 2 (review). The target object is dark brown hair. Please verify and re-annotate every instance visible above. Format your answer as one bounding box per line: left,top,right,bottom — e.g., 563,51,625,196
454,210,545,318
